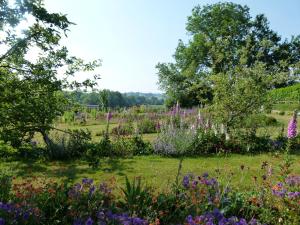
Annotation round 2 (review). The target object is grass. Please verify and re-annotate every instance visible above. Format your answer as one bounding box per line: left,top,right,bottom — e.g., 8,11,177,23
1,154,300,192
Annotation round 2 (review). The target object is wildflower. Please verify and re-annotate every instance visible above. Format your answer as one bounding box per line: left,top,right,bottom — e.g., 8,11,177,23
287,112,297,138
182,175,189,188
0,218,4,225
287,191,300,199
285,175,300,186
267,166,273,177
106,111,113,122
155,121,160,130
82,178,93,185
89,185,96,196
85,217,93,225
202,172,209,178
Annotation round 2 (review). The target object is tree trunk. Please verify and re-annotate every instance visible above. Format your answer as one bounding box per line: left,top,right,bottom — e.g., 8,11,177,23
40,129,53,147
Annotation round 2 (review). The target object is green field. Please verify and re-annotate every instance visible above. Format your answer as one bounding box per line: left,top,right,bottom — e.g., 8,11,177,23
2,154,299,192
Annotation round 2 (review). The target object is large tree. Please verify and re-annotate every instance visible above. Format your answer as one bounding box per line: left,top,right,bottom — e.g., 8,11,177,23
157,2,300,107
0,0,100,147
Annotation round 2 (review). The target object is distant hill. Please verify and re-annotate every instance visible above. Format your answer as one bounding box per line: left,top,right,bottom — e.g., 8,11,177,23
123,92,165,100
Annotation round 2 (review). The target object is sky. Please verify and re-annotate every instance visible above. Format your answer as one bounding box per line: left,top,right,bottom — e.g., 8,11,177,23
43,0,300,93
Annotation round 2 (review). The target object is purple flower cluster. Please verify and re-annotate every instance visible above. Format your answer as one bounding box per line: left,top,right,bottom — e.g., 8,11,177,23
186,209,260,225
182,173,218,189
0,202,33,224
285,175,300,186
272,179,300,199
287,113,297,138
74,210,148,225
69,178,110,199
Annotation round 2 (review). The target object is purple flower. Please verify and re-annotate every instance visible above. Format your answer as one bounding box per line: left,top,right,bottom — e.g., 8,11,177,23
287,191,300,199
85,217,93,225
0,218,4,225
182,175,190,188
285,175,300,186
155,121,161,130
89,185,96,195
82,178,93,185
106,111,113,121
287,113,297,138
202,172,209,178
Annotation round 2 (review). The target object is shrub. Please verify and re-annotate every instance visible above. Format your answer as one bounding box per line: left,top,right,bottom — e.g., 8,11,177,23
111,122,134,136
111,137,134,157
130,135,153,155
154,125,197,156
0,141,18,159
46,129,92,160
230,132,272,153
189,129,229,155
136,118,157,134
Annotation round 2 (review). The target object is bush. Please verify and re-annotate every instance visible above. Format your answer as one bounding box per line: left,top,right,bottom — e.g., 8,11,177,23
46,129,92,160
230,132,272,153
136,118,157,134
189,129,229,155
154,125,196,156
111,122,134,136
130,135,153,155
0,141,18,159
111,137,134,157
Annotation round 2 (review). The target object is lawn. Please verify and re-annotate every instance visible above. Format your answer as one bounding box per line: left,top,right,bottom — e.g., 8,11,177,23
1,153,299,192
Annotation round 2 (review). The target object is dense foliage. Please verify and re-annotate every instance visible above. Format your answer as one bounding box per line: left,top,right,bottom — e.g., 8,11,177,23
157,2,300,107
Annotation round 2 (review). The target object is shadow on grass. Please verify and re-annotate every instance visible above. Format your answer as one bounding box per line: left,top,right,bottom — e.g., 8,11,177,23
100,158,135,176
10,157,135,182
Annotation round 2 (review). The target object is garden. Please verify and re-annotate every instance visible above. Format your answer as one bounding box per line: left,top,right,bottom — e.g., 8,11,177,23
1,1,300,225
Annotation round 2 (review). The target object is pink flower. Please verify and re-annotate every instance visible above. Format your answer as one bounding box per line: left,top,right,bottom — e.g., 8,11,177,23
106,111,112,121
287,113,297,139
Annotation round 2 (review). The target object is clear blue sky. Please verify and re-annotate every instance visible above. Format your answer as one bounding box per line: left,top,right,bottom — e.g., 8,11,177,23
44,0,300,93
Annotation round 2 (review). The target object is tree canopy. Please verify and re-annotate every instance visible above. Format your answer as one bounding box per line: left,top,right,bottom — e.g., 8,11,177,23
157,2,300,107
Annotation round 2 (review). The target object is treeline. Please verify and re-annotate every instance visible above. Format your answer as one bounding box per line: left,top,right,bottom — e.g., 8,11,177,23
65,90,165,108
269,83,300,102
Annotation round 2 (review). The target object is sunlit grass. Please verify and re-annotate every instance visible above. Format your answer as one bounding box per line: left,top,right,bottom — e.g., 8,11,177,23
1,154,299,192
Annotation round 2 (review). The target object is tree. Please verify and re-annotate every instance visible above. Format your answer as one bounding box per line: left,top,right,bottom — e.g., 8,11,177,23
0,0,100,147
210,63,277,138
157,2,300,106
99,89,109,111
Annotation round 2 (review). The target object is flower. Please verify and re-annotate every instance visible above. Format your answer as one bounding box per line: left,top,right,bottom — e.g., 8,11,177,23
285,175,300,186
82,178,93,185
0,218,4,225
85,217,93,225
106,111,113,121
287,113,297,138
182,175,189,188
